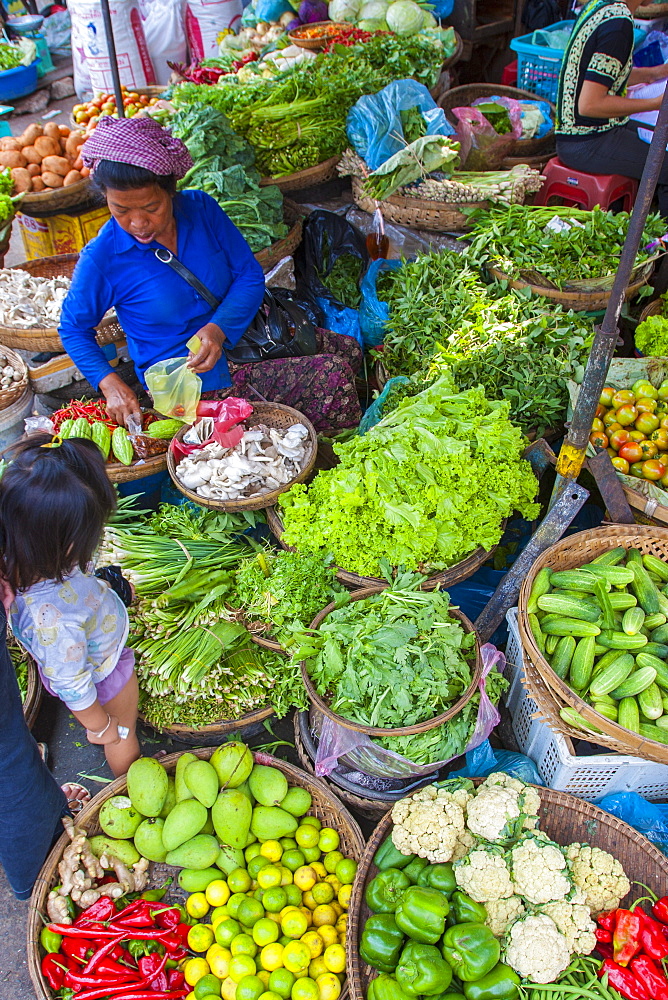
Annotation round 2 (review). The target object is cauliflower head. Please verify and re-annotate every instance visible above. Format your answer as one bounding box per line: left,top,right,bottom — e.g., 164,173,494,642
472,773,541,836
466,786,523,844
539,892,597,956
564,843,630,916
451,828,476,862
391,785,466,863
454,844,514,902
509,832,574,905
504,913,571,984
436,777,475,812
484,895,526,938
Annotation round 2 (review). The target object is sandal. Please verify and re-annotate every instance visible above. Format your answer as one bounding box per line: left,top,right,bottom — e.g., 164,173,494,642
62,782,91,816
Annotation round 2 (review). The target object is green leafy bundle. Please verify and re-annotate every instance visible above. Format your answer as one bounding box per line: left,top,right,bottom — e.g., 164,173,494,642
279,377,539,577
635,311,668,357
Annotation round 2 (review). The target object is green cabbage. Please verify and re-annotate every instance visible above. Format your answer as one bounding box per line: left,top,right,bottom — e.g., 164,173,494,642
386,0,425,35
358,16,388,28
359,0,389,17
328,0,362,20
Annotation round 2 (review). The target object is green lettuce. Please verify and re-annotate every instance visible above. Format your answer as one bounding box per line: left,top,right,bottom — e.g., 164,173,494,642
635,312,668,358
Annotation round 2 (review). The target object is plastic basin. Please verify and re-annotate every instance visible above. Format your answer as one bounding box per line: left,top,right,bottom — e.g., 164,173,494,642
0,61,39,102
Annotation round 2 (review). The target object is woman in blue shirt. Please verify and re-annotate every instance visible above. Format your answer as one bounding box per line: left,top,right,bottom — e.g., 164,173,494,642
59,117,266,428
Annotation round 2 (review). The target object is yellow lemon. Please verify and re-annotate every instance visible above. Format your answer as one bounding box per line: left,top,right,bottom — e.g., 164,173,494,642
281,909,308,939
189,924,216,953
337,886,352,910
290,976,319,1000
295,826,320,850
185,958,211,987
258,866,283,890
293,867,317,892
311,883,334,906
301,931,324,959
253,918,280,948
207,946,232,980
302,890,317,911
221,977,238,1000
324,876,341,893
309,957,328,980
283,940,311,975
331,904,343,918
318,829,340,854
300,817,322,831
266,912,283,926
229,955,257,983
279,867,294,887
323,852,344,875
335,915,347,936
187,893,211,919
259,992,284,1000
312,906,337,928
258,971,271,988
261,942,285,972
260,841,284,863
211,907,231,928
299,907,313,929
206,881,231,907
317,927,338,948
323,945,345,974
310,862,327,879
316,973,341,1000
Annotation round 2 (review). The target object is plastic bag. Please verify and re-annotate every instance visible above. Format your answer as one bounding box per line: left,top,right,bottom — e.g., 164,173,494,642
314,644,506,779
145,357,202,424
347,79,455,172
449,739,544,785
170,397,254,460
358,376,409,436
358,258,402,348
597,792,668,855
43,10,73,56
69,0,156,91
477,96,553,140
452,98,522,170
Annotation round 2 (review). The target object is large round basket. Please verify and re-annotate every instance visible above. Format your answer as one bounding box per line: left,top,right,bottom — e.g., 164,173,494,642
0,254,122,352
68,86,168,130
621,484,668,528
19,178,93,216
266,505,504,590
441,30,464,71
487,262,653,312
0,214,13,266
517,524,668,765
167,402,318,512
639,297,664,324
138,703,275,746
438,84,556,158
255,215,304,272
352,177,485,233
105,450,168,484
0,344,28,411
28,749,366,1000
300,585,482,737
288,20,344,49
347,787,668,1000
260,156,341,193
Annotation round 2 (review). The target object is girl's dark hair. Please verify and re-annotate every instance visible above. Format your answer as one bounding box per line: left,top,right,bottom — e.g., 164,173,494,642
93,159,177,198
0,433,117,592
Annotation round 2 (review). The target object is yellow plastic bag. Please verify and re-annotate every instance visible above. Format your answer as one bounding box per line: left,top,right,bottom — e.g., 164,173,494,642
145,357,201,424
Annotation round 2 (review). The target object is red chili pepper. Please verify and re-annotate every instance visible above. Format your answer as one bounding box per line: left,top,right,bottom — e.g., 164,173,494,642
599,959,651,1000
76,896,117,924
613,909,644,966
172,922,190,945
631,955,668,1000
653,897,668,925
639,910,668,960
168,969,186,990
138,953,166,978
65,963,140,988
596,942,614,960
598,910,618,931
61,937,93,963
68,954,168,1000
41,953,69,991
158,931,183,954
155,906,181,930
596,927,613,943
82,935,127,974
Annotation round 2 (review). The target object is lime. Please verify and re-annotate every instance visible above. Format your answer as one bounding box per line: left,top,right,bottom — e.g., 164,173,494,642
269,969,295,999
300,817,321,831
282,941,311,975
238,897,265,928
231,933,258,958
245,843,262,863
195,975,223,1000
228,868,253,894
189,925,216,953
335,859,356,885
229,954,257,984
291,976,319,1000
311,883,334,906
253,917,280,948
301,847,321,864
318,830,340,853
281,910,308,940
281,850,305,874
258,865,283,890
249,856,272,879
279,838,297,852
236,975,265,1000
284,885,303,908
263,887,288,913
216,918,241,948
295,827,319,850
228,894,247,919
323,852,343,875
259,992,284,1000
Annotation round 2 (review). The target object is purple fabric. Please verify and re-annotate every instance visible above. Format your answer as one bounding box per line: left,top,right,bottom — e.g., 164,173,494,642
96,648,136,706
81,117,193,178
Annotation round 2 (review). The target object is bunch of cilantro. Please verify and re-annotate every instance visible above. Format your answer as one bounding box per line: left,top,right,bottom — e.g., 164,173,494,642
279,376,540,578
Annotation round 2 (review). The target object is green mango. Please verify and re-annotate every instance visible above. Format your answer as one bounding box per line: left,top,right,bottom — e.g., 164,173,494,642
280,787,312,817
162,799,208,852
175,752,198,802
216,844,246,876
99,795,143,839
210,742,253,789
237,780,255,806
89,836,140,867
251,806,298,842
159,777,176,819
248,765,288,807
202,813,215,835
165,834,220,870
178,867,223,892
126,758,169,818
212,788,252,848
134,818,167,863
185,760,219,809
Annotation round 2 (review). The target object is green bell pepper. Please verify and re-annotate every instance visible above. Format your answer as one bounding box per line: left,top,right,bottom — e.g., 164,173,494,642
462,964,521,1000
396,941,453,996
442,923,500,982
367,973,413,1000
40,927,62,954
402,857,430,884
373,836,416,871
360,913,406,973
416,864,456,895
450,891,487,925
395,886,450,944
366,869,412,914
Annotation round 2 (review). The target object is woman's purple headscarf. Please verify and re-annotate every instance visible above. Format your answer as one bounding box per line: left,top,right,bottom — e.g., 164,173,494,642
81,116,193,178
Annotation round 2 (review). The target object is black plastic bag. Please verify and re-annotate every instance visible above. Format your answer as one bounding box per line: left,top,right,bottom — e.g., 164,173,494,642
294,210,369,307
226,289,318,366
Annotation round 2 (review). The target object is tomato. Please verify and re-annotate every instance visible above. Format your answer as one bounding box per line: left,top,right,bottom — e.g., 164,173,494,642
651,428,668,450
611,456,630,474
630,462,645,478
616,404,638,426
661,472,668,489
629,430,647,442
636,397,658,414
659,381,668,401
609,428,631,451
606,422,623,434
643,460,667,481
639,440,659,459
590,432,609,449
633,381,658,399
592,417,605,433
619,442,644,464
606,447,617,458
600,387,617,407
613,390,636,408
635,413,661,435
604,410,620,427
661,417,668,431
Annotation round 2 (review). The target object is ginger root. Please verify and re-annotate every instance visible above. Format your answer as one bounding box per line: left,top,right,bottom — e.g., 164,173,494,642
132,858,150,892
77,883,125,908
47,891,72,924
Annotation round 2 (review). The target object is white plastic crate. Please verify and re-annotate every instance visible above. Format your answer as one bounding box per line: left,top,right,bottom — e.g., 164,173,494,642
505,608,668,801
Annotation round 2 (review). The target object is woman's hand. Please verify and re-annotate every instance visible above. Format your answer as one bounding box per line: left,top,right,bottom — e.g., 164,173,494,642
187,322,226,373
99,372,142,428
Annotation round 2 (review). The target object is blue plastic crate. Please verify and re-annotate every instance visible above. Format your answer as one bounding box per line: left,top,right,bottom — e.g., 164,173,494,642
510,20,574,102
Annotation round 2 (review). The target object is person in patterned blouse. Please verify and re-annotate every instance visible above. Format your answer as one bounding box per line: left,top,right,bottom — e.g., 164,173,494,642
556,0,668,215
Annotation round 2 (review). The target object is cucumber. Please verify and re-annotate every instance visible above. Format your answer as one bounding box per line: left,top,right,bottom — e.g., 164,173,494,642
528,613,546,654
594,702,618,722
662,695,668,714
592,648,628,677
658,593,668,618
645,642,668,659
597,631,648,650
593,643,607,657
618,697,640,734
622,607,646,636
592,692,618,708
589,653,635,698
550,636,576,680
541,619,601,638
549,570,602,594
643,553,668,583
626,549,642,564
589,547,627,566
527,567,552,615
537,594,601,623
545,634,560,656
610,666,657,700
569,635,596,689
560,707,601,733
635,652,668,691
630,560,661,615
640,722,668,743
645,613,667,631
657,717,668,730
650,623,668,644
639,682,664,721
608,593,638,611
594,580,615,631
585,565,635,587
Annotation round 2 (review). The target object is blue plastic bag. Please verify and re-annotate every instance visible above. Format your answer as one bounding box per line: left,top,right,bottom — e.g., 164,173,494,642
431,0,454,16
315,296,363,348
358,376,409,436
597,792,668,855
347,79,456,172
358,258,402,348
449,739,544,785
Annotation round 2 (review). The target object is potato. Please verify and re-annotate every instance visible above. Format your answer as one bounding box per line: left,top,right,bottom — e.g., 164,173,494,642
31,176,46,191
41,171,63,188
58,124,70,137
63,169,83,187
80,165,90,178
21,123,42,147
27,163,40,177
22,145,42,165
10,167,32,193
65,131,85,159
43,122,61,140
34,136,60,158
42,155,71,177
0,137,21,152
0,151,27,169
72,155,83,171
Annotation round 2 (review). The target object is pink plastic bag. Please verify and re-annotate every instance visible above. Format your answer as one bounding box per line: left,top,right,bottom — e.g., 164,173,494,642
452,97,522,169
314,644,506,779
169,397,253,460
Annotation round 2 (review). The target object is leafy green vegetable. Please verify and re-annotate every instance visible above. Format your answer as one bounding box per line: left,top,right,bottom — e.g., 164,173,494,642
319,246,363,308
363,135,459,201
8,634,28,703
279,377,539,576
0,169,13,197
635,312,668,357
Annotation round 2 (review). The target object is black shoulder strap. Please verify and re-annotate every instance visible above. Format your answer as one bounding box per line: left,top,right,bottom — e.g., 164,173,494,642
154,248,222,312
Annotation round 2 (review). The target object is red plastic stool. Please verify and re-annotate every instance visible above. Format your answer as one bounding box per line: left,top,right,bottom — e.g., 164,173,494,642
501,60,517,86
534,157,638,211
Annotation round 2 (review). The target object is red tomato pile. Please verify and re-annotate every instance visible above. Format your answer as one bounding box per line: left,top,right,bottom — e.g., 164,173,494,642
592,377,668,487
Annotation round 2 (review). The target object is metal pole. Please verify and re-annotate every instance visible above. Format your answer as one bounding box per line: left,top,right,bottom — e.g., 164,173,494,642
549,85,668,506
100,0,125,119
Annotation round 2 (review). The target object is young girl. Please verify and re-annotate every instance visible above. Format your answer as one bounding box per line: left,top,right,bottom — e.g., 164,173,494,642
0,433,141,777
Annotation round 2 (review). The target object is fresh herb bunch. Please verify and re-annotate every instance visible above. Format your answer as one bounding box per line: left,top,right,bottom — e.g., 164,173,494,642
280,377,539,576
319,252,363,308
465,204,665,287
400,105,427,144
635,312,668,357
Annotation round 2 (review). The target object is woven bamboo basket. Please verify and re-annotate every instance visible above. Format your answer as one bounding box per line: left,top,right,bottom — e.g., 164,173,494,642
19,178,92,216
138,703,275,746
0,345,28,411
347,788,668,1000
442,31,464,71
501,152,552,170
487,262,654,312
167,402,318,512
438,84,556,158
352,177,485,233
28,748,366,1000
300,585,481,736
622,485,668,528
639,297,664,324
517,524,668,765
105,449,168,484
266,505,504,590
288,21,343,49
255,216,304,272
0,254,122,352
260,156,341,193
23,656,42,730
